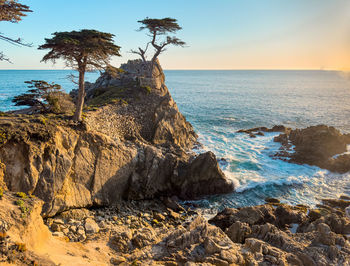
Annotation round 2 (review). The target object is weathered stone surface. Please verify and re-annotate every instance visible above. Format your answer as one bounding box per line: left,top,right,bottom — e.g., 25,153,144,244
131,227,158,248
208,200,350,266
84,218,99,234
225,221,251,243
209,205,276,230
274,125,350,173
175,152,234,199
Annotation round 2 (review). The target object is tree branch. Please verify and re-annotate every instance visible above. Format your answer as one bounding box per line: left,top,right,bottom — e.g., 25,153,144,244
0,33,32,47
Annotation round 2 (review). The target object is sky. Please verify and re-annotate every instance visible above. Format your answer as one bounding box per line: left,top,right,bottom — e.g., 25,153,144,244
0,0,349,70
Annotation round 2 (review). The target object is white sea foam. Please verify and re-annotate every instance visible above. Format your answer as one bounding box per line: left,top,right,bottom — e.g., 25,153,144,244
194,129,350,208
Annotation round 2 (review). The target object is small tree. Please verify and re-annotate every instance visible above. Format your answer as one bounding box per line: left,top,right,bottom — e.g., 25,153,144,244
12,80,73,113
132,17,185,75
0,0,32,62
38,30,121,121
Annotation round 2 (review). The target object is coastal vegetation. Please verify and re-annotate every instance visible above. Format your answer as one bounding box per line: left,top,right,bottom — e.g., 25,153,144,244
132,17,186,75
38,30,121,121
12,80,74,114
0,2,350,265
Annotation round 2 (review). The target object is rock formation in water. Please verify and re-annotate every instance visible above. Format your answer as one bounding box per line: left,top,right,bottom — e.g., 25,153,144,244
238,124,350,173
0,59,234,217
274,125,350,173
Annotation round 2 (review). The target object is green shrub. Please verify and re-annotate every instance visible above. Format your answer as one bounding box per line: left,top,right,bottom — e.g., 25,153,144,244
47,91,75,114
16,199,29,216
141,86,152,94
16,192,27,199
87,86,128,107
12,80,75,115
16,199,24,206
105,65,125,78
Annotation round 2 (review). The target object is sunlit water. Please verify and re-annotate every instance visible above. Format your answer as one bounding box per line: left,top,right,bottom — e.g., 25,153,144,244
1,70,350,211
165,70,350,211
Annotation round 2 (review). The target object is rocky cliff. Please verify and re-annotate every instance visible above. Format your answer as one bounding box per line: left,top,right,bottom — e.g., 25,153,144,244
0,60,234,217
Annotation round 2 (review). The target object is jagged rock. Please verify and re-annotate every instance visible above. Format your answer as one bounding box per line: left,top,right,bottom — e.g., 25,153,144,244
153,212,165,222
322,198,350,210
110,256,127,265
175,152,234,199
162,197,185,212
274,125,350,173
131,227,158,248
209,205,275,230
165,215,243,264
0,219,8,233
314,223,336,246
346,206,350,219
275,205,306,227
265,197,280,204
110,229,133,253
225,221,251,243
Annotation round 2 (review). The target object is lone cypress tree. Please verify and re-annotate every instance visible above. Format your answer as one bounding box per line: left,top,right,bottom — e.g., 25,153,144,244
0,0,32,62
132,17,186,75
38,30,121,121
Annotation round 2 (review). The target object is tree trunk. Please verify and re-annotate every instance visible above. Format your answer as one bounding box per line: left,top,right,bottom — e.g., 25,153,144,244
73,70,85,121
150,49,161,78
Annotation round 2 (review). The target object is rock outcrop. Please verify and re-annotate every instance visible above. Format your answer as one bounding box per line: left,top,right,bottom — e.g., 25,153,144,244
238,124,350,173
274,125,350,173
0,60,234,217
208,198,350,266
237,125,290,138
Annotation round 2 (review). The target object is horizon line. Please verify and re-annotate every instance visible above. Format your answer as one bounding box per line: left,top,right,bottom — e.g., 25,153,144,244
0,68,343,71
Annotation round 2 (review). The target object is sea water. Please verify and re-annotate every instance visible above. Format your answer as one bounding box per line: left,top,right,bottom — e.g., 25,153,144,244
1,69,350,210
165,70,350,210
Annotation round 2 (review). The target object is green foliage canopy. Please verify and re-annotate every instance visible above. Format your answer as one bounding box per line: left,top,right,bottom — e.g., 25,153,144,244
38,30,121,72
38,29,121,121
132,17,185,71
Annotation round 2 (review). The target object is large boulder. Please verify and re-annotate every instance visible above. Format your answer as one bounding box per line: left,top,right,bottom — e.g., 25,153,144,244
274,125,350,173
175,151,234,199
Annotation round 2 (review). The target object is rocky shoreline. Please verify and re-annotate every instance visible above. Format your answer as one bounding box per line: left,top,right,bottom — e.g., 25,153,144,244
1,190,350,265
1,60,350,265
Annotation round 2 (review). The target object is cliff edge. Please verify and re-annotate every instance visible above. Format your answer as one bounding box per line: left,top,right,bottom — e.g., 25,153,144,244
0,60,234,217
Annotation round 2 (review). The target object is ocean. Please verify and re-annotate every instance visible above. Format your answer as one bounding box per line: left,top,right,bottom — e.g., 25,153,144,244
1,69,350,210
